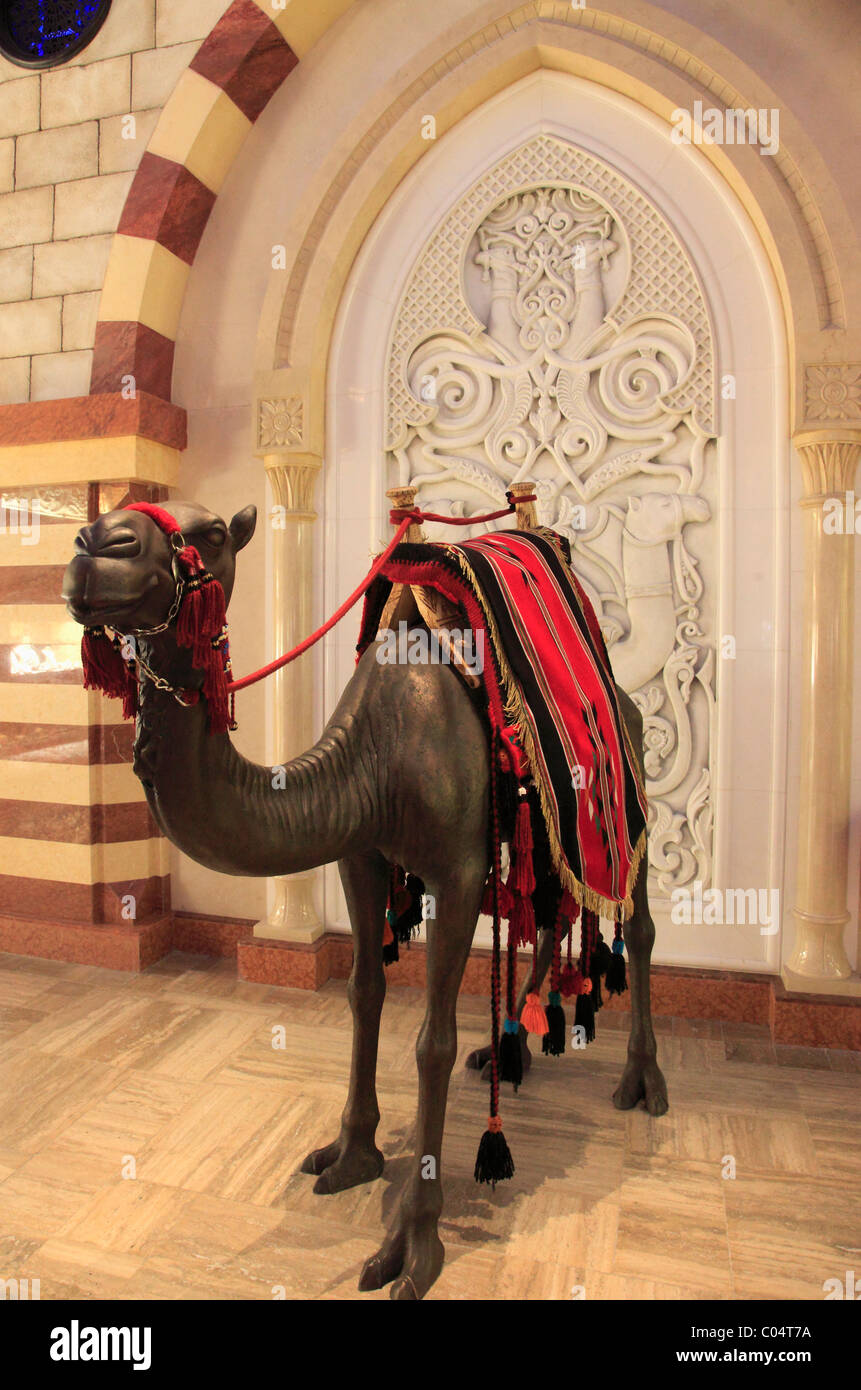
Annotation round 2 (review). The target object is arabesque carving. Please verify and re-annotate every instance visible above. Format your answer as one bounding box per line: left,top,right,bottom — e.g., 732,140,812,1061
385,137,719,898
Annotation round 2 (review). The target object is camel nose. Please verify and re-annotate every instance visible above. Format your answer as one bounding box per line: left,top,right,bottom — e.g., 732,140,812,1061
683,496,711,524
74,522,141,558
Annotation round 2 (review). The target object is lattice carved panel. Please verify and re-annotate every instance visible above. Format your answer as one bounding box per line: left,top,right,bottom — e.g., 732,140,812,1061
384,135,719,897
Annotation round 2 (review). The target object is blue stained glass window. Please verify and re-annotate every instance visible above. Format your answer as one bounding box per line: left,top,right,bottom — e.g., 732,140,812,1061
1,1,113,68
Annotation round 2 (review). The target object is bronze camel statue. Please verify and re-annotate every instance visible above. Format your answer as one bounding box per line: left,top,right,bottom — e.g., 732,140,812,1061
62,498,667,1301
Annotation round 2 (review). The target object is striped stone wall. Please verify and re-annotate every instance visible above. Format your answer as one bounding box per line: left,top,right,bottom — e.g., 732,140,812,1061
0,0,352,405
92,0,300,397
0,477,169,963
0,0,351,965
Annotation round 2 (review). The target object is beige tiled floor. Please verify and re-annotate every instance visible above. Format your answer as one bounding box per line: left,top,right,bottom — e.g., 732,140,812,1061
0,950,858,1300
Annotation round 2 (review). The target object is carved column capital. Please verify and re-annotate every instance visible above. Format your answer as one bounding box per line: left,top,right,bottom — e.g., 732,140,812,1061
794,428,861,504
263,451,322,522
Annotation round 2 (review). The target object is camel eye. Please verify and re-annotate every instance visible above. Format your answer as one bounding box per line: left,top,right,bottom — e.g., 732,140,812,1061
201,527,226,548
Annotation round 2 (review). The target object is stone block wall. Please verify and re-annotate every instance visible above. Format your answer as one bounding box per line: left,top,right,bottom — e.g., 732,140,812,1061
0,0,231,405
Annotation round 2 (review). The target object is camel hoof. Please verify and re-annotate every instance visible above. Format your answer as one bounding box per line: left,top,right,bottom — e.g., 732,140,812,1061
645,1083,670,1117
358,1256,385,1292
613,1056,669,1114
358,1224,442,1299
300,1140,339,1176
479,1038,532,1084
465,1044,492,1071
312,1148,384,1194
302,1139,384,1192
391,1275,420,1301
468,1033,533,1080
358,1235,405,1293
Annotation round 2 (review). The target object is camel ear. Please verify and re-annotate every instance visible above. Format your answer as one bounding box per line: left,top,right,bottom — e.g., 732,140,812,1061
229,504,257,552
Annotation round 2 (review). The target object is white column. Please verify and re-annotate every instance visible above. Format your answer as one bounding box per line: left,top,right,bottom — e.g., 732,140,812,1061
786,429,861,985
255,452,323,943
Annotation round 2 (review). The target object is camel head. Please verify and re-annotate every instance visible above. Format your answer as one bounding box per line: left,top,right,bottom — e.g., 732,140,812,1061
62,500,257,636
624,491,710,545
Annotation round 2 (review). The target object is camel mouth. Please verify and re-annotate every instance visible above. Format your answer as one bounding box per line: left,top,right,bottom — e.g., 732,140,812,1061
65,593,159,631
64,595,142,628
62,561,165,631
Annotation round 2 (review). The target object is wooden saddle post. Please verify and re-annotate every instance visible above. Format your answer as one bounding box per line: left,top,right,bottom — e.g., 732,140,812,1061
378,483,538,689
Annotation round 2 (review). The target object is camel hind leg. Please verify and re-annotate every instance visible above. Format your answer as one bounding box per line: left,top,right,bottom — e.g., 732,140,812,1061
613,688,669,1116
465,921,560,1077
300,848,388,1192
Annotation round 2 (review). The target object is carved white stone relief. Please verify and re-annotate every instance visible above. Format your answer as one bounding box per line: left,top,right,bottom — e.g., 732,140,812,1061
803,364,861,423
258,396,304,449
384,137,718,898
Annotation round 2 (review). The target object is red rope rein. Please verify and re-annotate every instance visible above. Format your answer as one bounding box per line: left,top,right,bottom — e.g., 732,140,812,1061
226,496,535,694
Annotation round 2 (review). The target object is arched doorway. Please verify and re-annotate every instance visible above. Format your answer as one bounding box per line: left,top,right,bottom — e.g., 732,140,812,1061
324,70,788,968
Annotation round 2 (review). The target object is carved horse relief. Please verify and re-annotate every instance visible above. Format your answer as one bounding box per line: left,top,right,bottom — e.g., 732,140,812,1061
386,135,718,901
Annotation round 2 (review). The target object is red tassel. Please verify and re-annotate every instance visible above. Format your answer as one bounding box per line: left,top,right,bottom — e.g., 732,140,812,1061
82,629,137,720
82,629,125,694
510,850,535,898
520,991,549,1036
514,796,533,855
200,571,226,634
559,964,580,998
498,877,513,918
560,889,580,922
177,575,226,662
177,543,204,574
509,894,536,948
480,878,494,917
481,872,514,919
119,505,232,735
559,966,593,998
174,562,230,735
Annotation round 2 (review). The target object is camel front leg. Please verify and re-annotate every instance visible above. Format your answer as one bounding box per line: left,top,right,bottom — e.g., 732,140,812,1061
359,862,484,1300
612,843,669,1116
301,849,388,1193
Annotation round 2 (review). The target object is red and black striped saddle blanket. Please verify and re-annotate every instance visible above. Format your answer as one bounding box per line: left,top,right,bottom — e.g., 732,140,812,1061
357,527,647,922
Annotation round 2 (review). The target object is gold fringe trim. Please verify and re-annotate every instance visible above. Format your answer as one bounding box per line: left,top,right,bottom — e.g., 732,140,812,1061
445,544,648,924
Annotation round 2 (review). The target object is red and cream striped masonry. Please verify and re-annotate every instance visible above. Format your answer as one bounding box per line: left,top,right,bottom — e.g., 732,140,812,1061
0,479,172,969
91,0,299,400
0,0,309,967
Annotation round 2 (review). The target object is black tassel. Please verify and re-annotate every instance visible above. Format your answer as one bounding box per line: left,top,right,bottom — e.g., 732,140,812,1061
574,989,596,1043
474,1123,515,1187
593,936,614,977
542,991,566,1056
499,1025,523,1090
382,936,399,966
589,961,603,1013
605,947,627,996
395,873,425,942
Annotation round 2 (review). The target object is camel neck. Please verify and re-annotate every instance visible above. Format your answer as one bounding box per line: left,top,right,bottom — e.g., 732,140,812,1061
131,651,367,878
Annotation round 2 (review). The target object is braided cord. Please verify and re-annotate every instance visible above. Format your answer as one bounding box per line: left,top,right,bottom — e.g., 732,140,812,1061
506,933,517,1020
550,894,564,994
488,726,503,1119
581,908,599,976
